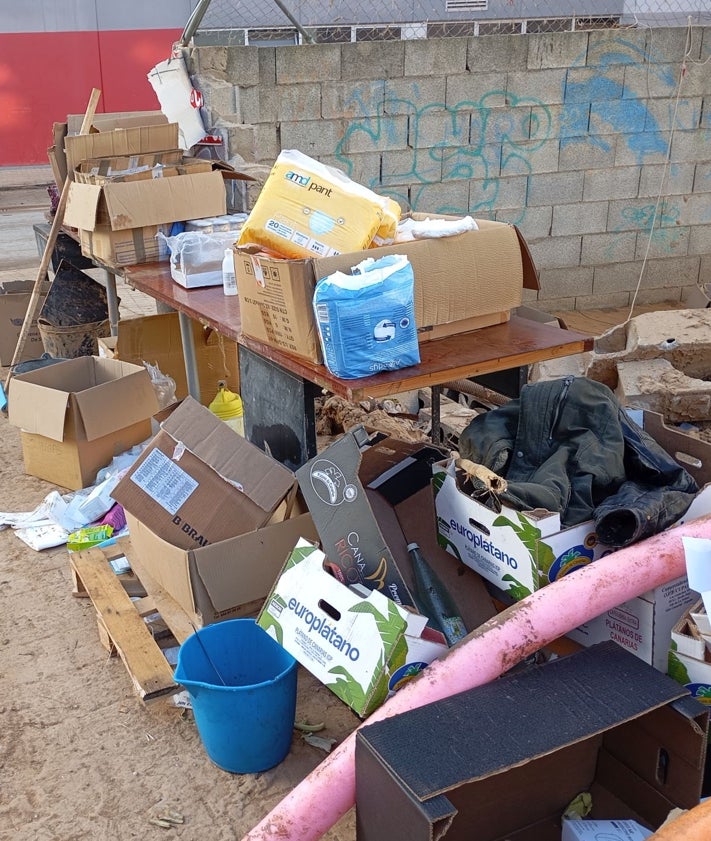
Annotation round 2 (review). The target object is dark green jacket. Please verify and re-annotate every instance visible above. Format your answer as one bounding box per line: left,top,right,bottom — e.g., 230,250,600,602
458,376,698,548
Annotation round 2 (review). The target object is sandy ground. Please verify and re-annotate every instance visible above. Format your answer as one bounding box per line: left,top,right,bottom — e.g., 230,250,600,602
0,190,359,841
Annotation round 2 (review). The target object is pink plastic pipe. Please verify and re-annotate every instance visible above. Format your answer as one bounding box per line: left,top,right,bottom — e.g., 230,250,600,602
242,513,711,841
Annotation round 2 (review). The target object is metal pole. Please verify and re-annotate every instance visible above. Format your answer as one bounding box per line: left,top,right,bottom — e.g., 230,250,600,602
273,0,315,44
180,0,213,47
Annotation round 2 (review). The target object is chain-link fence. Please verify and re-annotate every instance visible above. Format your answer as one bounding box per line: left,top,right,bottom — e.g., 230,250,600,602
184,0,711,46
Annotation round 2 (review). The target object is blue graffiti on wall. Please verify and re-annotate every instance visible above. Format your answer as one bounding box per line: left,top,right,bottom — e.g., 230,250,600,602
333,34,688,223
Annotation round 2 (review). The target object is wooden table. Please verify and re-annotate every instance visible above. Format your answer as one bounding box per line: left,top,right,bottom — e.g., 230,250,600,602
124,261,594,467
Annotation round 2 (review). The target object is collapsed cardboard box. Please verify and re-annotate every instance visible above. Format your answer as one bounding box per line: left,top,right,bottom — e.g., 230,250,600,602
236,216,539,364
8,357,159,490
97,312,240,407
295,425,496,629
64,164,227,268
112,397,315,625
355,641,708,841
0,279,51,366
258,537,448,717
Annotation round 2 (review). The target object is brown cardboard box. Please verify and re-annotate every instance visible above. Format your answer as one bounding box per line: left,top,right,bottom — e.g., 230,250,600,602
356,642,708,841
236,216,539,363
73,149,187,185
7,357,159,490
64,122,180,176
0,279,51,366
97,312,240,407
112,396,297,551
295,425,496,629
64,168,227,267
124,510,319,627
112,396,312,625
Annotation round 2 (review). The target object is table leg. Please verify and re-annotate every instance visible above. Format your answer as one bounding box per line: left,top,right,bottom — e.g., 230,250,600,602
178,310,202,400
239,346,319,469
104,270,120,337
430,385,441,445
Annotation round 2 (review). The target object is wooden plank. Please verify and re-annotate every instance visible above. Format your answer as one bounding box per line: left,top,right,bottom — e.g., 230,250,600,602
121,540,197,645
4,88,101,389
70,545,178,701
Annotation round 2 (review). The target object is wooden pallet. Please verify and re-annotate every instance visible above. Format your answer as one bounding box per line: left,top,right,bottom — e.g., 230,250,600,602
70,536,195,702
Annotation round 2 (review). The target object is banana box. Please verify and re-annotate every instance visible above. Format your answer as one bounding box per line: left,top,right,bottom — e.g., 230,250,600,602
257,538,447,717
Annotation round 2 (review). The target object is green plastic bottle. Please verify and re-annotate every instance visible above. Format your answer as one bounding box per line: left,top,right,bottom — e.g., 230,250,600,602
408,542,468,646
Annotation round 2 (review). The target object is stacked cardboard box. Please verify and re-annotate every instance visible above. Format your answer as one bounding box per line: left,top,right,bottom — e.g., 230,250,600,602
56,121,227,268
235,215,539,364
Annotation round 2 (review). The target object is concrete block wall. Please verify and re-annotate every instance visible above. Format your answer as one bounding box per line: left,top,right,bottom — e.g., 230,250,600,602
188,25,711,313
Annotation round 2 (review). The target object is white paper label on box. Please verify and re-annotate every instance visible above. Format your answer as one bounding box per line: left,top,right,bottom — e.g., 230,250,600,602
130,448,198,515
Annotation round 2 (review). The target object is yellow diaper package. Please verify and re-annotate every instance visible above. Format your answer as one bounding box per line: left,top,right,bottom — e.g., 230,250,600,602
237,150,398,259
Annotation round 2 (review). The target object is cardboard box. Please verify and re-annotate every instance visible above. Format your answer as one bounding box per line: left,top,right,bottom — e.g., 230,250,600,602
73,149,188,184
111,396,298,551
295,425,497,630
236,216,539,363
124,509,319,627
64,168,227,268
668,601,711,709
64,122,180,177
258,538,449,717
7,357,159,490
96,312,240,407
433,410,711,602
66,110,168,136
355,642,708,841
567,575,699,672
0,279,51,366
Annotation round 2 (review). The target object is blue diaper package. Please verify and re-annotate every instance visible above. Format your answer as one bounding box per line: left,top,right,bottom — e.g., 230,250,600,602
313,253,420,379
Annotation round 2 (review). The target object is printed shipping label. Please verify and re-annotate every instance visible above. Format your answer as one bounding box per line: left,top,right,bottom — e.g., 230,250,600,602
129,448,198,515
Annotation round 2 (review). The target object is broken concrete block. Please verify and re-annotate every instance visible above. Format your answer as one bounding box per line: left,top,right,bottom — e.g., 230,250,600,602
616,358,711,423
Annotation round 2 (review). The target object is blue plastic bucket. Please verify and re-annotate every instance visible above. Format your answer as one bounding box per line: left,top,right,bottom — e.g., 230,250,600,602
174,618,297,773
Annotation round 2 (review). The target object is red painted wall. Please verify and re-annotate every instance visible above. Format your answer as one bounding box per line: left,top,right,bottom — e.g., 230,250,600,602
0,29,181,167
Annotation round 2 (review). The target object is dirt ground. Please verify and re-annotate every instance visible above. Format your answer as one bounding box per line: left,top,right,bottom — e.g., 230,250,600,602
0,193,360,840
0,405,362,841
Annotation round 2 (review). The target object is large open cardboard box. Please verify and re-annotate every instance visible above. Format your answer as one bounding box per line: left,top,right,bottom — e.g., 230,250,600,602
236,216,539,364
0,279,51,366
64,167,227,268
355,642,708,841
8,357,159,490
112,397,316,625
295,425,496,629
97,312,240,407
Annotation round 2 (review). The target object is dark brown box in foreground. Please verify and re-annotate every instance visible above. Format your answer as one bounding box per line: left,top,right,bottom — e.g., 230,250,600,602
356,642,708,841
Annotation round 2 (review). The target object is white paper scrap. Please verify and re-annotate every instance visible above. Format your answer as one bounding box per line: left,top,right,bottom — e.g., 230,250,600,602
682,536,711,616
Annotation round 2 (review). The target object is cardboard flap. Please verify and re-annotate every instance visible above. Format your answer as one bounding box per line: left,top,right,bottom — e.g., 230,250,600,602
72,360,159,441
64,182,103,230
357,643,689,802
190,513,319,614
162,397,295,513
101,171,226,230
8,377,70,441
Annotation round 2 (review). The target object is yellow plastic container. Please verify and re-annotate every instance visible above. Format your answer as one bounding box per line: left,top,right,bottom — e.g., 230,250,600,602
209,383,244,437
